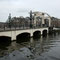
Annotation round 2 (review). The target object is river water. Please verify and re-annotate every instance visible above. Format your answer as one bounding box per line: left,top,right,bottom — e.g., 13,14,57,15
0,33,60,60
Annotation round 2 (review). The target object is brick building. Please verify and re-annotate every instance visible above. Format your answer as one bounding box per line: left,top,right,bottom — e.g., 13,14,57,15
51,17,60,28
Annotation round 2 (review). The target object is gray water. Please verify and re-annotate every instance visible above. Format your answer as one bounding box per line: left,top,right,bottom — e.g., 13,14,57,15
0,34,60,60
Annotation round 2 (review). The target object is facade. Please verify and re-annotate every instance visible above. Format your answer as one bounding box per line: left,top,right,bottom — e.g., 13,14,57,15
51,17,60,28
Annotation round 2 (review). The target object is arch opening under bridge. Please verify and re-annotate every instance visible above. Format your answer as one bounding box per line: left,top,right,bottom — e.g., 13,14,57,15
16,32,30,43
42,30,47,37
33,30,41,38
0,36,11,47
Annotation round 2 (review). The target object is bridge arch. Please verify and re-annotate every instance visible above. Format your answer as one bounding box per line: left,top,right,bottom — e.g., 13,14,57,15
0,36,11,40
16,32,30,43
42,30,47,36
33,30,41,38
0,36,11,46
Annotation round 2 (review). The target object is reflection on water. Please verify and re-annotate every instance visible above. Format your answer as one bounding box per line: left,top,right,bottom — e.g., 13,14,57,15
0,33,60,60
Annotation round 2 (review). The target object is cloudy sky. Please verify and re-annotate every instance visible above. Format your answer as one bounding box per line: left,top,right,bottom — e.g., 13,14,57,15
0,0,60,22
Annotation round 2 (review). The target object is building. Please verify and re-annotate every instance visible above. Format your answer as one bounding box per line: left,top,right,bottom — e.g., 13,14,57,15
51,17,60,28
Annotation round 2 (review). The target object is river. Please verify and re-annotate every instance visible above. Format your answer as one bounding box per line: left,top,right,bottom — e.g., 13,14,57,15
0,33,60,60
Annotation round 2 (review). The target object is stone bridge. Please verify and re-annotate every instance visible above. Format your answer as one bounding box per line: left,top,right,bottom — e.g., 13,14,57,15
0,28,48,41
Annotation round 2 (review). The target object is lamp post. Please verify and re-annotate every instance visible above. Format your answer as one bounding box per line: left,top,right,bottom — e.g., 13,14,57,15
8,13,11,30
30,10,33,28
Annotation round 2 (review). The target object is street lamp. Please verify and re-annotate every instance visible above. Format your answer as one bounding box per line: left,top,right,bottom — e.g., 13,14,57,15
8,13,11,30
30,10,33,28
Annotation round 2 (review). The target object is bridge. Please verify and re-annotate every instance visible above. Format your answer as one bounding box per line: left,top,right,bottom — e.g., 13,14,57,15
0,11,51,41
0,28,48,41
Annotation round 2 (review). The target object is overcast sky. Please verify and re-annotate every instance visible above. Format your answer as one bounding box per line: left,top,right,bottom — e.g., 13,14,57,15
0,0,60,22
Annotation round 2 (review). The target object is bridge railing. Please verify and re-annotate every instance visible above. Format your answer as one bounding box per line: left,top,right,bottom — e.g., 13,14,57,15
0,22,48,32
0,26,48,32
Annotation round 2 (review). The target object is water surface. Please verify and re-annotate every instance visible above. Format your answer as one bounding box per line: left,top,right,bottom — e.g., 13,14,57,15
0,34,60,60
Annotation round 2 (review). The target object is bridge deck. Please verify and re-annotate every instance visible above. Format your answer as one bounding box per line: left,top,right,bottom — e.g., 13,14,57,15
0,27,48,32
